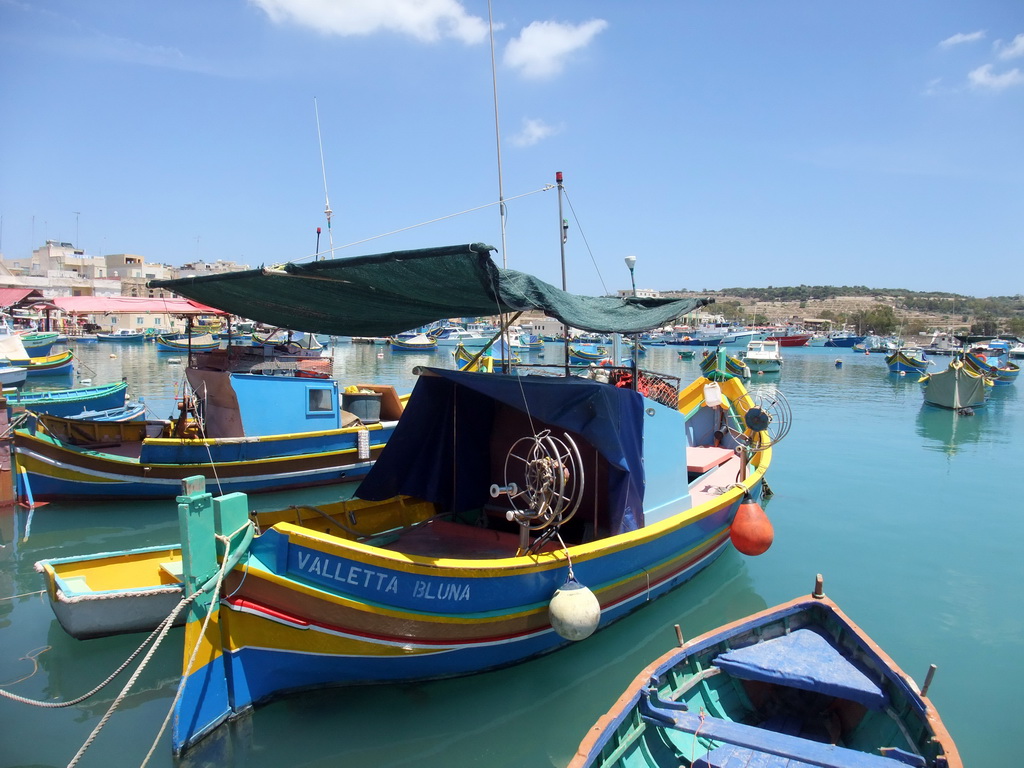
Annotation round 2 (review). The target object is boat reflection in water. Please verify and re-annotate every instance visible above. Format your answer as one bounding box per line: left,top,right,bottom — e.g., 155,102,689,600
915,405,986,458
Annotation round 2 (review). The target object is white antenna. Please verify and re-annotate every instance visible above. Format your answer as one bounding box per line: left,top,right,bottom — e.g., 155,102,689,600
314,97,334,260
487,0,507,268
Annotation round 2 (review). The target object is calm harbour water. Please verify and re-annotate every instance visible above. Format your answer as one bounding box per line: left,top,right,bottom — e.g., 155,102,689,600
0,340,1019,767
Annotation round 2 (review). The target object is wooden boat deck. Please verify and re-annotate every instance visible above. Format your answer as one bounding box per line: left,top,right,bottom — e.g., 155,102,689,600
380,519,560,559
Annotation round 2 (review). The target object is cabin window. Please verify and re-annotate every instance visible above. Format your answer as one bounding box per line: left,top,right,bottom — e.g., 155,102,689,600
307,387,334,413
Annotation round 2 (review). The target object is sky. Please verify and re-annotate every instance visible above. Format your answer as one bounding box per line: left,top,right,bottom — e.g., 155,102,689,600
0,1,1021,300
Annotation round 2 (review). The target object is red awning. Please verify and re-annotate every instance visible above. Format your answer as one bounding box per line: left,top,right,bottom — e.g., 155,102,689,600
0,287,44,309
51,296,228,316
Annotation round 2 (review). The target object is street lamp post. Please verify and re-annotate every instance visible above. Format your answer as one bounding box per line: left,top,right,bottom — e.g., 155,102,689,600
624,255,637,297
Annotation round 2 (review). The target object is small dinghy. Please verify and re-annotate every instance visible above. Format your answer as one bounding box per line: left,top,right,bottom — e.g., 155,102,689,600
572,575,961,768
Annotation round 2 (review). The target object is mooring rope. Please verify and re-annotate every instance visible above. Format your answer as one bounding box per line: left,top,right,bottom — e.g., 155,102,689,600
0,591,199,710
1,520,253,768
139,529,235,768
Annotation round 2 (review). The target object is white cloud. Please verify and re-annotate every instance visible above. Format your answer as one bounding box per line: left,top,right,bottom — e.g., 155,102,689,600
997,33,1024,60
968,63,1024,90
504,19,608,79
249,0,489,44
938,30,985,48
509,118,559,147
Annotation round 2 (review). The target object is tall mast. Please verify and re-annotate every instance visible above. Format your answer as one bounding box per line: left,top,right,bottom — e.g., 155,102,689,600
487,0,507,268
557,171,570,376
314,98,334,260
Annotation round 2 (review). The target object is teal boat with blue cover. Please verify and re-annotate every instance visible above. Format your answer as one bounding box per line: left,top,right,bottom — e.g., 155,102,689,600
571,576,962,768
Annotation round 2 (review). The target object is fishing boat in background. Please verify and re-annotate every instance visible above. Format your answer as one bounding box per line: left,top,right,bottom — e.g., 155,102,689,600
60,242,787,755
719,328,768,347
568,344,608,364
428,325,491,348
962,341,1019,386
823,331,866,348
740,339,783,374
12,371,403,500
454,338,521,369
154,333,221,352
251,328,328,358
28,406,165,448
677,349,695,360
0,332,73,377
96,328,147,342
0,363,28,389
885,348,930,375
700,349,749,379
571,575,961,768
765,329,812,347
13,349,75,377
920,358,990,413
18,330,60,356
66,401,148,422
389,332,438,351
5,380,129,418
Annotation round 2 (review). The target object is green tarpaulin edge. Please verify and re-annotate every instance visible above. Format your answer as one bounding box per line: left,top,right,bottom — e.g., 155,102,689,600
150,242,712,336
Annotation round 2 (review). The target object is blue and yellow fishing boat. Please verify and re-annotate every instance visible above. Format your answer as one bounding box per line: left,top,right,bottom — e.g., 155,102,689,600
568,344,607,364
885,348,930,375
7,349,76,377
962,341,1019,386
13,372,403,500
57,242,780,754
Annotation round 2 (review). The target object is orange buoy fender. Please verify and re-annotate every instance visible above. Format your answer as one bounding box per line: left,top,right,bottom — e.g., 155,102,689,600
730,497,774,556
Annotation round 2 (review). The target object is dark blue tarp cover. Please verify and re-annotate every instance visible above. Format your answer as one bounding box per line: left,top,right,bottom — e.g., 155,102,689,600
713,628,889,711
356,368,646,534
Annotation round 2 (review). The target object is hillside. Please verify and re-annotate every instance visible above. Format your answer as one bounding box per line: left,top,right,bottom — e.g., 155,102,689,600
659,286,1024,336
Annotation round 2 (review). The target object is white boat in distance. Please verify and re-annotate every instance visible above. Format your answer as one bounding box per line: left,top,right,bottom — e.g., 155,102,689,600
741,339,783,374
429,326,491,348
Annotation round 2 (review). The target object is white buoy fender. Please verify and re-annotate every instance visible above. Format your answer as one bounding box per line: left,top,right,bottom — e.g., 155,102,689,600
548,578,601,641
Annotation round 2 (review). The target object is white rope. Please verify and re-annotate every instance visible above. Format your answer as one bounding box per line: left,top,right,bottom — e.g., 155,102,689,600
0,592,198,709
63,593,199,768
139,530,236,767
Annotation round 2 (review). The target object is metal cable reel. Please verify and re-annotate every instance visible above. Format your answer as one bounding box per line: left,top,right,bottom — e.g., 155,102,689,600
489,430,585,530
726,387,792,452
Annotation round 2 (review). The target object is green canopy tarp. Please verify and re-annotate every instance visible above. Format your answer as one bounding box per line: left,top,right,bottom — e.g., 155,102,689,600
149,243,712,337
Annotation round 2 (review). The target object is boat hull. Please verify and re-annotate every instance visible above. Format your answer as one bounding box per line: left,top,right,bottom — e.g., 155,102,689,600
886,350,929,374
6,381,128,417
12,422,396,500
922,360,989,410
10,350,75,377
765,333,811,347
174,467,767,753
168,370,775,754
963,351,1019,386
570,589,961,768
36,545,185,639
